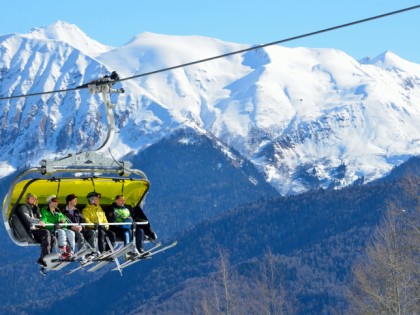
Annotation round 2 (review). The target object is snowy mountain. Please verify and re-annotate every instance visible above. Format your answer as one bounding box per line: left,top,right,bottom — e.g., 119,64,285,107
0,21,419,194
21,20,113,56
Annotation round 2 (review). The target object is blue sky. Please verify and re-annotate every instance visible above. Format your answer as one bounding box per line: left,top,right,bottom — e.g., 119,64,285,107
1,0,419,63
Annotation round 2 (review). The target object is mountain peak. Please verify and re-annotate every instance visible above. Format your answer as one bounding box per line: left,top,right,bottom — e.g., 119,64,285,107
362,50,420,72
22,20,112,56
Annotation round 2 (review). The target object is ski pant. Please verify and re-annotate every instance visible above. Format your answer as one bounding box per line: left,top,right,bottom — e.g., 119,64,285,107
81,228,96,251
97,227,116,253
111,224,131,246
55,229,76,251
111,225,145,252
135,228,145,252
73,230,86,253
31,229,56,258
73,229,96,252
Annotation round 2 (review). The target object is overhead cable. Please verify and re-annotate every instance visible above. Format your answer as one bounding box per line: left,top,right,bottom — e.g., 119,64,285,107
1,4,419,101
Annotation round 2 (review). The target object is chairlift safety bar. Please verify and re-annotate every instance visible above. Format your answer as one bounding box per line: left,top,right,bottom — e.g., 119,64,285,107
35,222,149,228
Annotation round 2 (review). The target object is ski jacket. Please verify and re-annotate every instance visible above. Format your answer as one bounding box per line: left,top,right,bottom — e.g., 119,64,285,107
12,203,42,242
62,207,87,226
82,203,109,230
40,207,68,230
16,204,42,229
105,202,132,223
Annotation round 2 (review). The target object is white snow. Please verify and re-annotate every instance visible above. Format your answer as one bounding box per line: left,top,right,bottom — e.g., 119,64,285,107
21,20,113,57
0,22,420,194
0,162,15,177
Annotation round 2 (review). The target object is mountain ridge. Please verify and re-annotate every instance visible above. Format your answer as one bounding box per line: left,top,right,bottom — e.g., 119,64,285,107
27,152,420,315
0,20,419,195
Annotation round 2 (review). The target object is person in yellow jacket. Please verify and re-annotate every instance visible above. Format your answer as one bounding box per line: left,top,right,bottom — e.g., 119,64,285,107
82,192,116,253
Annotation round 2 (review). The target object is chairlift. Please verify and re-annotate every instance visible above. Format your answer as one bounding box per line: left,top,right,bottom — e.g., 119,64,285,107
2,72,177,275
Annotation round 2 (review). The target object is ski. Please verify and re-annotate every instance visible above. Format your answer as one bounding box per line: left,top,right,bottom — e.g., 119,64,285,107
65,249,101,275
111,242,163,271
66,242,124,275
113,241,177,272
41,253,74,273
67,242,135,274
105,243,136,260
66,241,168,275
87,242,156,272
87,243,134,269
66,258,95,275
43,245,95,273
50,260,74,271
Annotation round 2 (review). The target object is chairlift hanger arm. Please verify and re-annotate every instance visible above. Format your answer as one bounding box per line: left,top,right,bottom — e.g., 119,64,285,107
38,71,141,176
83,72,125,153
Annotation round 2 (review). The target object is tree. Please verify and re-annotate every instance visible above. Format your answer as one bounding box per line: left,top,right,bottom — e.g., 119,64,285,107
198,249,294,315
254,249,291,315
347,204,420,315
199,249,239,315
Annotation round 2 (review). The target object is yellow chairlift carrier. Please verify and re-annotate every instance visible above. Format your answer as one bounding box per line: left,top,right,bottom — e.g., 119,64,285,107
4,176,149,246
2,73,150,247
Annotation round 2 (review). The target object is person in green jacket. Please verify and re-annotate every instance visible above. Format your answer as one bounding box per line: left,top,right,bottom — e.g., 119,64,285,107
41,195,76,260
105,195,157,260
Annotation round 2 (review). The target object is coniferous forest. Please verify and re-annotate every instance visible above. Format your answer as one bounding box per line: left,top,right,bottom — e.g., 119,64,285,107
0,133,418,314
